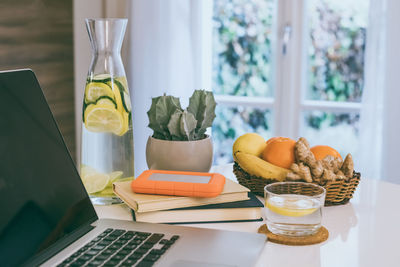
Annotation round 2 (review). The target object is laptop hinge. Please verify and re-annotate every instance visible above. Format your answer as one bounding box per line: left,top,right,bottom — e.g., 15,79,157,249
22,220,96,266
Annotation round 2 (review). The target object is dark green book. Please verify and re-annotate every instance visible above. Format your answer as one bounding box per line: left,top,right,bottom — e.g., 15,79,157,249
131,192,264,224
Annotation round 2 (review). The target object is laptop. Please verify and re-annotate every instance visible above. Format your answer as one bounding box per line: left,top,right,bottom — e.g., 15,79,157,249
0,69,266,267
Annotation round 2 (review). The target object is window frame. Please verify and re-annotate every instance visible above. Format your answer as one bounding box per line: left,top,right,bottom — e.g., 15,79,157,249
210,0,362,143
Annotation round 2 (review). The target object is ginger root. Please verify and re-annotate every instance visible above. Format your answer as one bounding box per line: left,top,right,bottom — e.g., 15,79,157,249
341,154,354,178
286,137,355,182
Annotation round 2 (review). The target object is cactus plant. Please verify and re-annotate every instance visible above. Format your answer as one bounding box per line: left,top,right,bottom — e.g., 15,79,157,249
147,90,217,141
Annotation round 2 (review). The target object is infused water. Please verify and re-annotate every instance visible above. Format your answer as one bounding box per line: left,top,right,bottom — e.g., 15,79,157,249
265,194,323,236
81,75,134,205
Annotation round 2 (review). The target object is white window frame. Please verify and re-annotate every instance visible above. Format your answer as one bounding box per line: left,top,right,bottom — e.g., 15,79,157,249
211,0,362,141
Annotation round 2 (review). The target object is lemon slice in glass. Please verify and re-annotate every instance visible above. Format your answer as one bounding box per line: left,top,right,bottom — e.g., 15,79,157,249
107,82,124,113
81,165,98,178
115,111,129,136
108,171,123,185
266,197,318,217
84,104,124,134
83,172,110,194
85,82,115,103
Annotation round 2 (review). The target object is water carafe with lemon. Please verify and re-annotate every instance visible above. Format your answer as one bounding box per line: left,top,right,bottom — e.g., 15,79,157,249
81,18,134,205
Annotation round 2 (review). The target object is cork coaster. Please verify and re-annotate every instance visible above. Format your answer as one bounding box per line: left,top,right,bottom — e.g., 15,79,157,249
258,224,329,246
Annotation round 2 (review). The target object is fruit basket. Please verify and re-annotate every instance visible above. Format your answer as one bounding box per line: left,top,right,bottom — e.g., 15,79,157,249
233,162,361,206
232,135,361,206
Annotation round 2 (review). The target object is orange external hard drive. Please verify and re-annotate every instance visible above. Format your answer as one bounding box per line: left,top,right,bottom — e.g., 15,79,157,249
131,170,226,198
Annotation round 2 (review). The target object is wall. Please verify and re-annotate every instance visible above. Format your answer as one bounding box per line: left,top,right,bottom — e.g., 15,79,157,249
0,0,75,161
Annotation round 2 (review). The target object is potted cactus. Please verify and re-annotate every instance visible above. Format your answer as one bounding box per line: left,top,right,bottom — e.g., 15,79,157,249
146,90,217,172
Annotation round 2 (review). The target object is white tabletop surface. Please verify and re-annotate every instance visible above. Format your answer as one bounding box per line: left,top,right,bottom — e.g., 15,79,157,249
94,164,400,267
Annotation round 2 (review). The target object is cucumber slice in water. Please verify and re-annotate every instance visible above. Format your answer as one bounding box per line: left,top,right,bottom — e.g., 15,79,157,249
85,82,114,104
96,96,117,109
92,73,112,83
113,79,131,113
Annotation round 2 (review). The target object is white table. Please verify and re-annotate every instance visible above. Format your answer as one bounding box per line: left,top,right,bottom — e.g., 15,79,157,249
94,165,400,267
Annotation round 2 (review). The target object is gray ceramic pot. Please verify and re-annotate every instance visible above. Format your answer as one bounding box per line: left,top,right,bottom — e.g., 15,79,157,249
146,135,213,172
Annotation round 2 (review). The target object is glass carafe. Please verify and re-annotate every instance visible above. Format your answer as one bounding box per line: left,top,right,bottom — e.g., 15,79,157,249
81,18,134,205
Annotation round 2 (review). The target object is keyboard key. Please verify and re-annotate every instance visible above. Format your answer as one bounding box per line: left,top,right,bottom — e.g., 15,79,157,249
171,235,180,241
114,239,129,245
77,254,92,261
92,245,106,250
124,244,138,250
134,235,147,241
94,254,110,261
143,254,160,262
121,233,134,239
87,260,103,266
130,239,144,245
129,252,144,259
121,258,138,265
159,239,169,244
141,242,154,249
149,249,166,256
104,236,117,241
102,249,115,255
104,259,120,266
109,229,126,236
92,237,102,242
87,241,96,247
109,244,121,250
110,254,126,261
146,234,164,244
85,249,100,256
105,228,113,233
98,240,112,246
116,249,130,256
136,248,150,254
136,231,151,237
70,259,86,266
136,260,155,267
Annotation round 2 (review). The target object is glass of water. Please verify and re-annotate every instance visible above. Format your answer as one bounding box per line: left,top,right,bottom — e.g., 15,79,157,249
264,182,326,236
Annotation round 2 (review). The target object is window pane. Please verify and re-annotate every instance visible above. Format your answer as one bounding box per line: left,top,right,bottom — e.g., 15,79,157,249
212,0,275,97
212,105,273,164
306,0,369,102
300,111,359,157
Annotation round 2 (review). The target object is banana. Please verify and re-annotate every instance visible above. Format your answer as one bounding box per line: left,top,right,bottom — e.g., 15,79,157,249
235,151,290,181
232,133,266,161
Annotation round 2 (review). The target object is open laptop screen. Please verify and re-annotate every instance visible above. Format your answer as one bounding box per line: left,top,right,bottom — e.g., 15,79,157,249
0,70,97,266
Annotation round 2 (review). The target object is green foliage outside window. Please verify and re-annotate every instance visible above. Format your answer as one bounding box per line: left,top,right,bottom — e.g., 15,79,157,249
212,0,368,163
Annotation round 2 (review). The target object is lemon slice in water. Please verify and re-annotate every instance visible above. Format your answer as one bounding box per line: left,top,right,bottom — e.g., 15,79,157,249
83,173,110,194
84,104,124,134
266,196,318,217
85,82,115,103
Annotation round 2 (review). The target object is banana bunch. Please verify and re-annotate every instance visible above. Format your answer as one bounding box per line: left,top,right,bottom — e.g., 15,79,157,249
233,133,289,181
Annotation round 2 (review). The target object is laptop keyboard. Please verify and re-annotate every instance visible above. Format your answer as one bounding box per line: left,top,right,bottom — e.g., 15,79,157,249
57,228,180,267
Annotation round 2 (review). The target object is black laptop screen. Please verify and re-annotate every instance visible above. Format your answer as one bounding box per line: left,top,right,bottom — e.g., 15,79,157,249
0,70,97,266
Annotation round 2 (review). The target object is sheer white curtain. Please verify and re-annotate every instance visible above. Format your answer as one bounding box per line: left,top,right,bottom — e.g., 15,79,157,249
127,0,211,175
358,0,400,184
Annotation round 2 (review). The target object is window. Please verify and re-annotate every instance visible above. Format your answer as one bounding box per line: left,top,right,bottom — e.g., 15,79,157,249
211,0,369,164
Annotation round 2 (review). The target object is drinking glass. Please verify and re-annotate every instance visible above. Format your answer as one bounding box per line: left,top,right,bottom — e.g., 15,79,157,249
264,182,326,236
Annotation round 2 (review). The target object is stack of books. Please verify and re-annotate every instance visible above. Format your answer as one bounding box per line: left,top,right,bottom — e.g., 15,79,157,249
113,179,264,224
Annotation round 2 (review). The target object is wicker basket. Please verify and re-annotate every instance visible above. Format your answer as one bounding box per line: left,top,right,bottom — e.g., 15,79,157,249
233,162,361,206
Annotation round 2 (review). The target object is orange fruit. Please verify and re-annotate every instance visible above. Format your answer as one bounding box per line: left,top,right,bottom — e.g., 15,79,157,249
262,137,296,169
310,145,342,160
